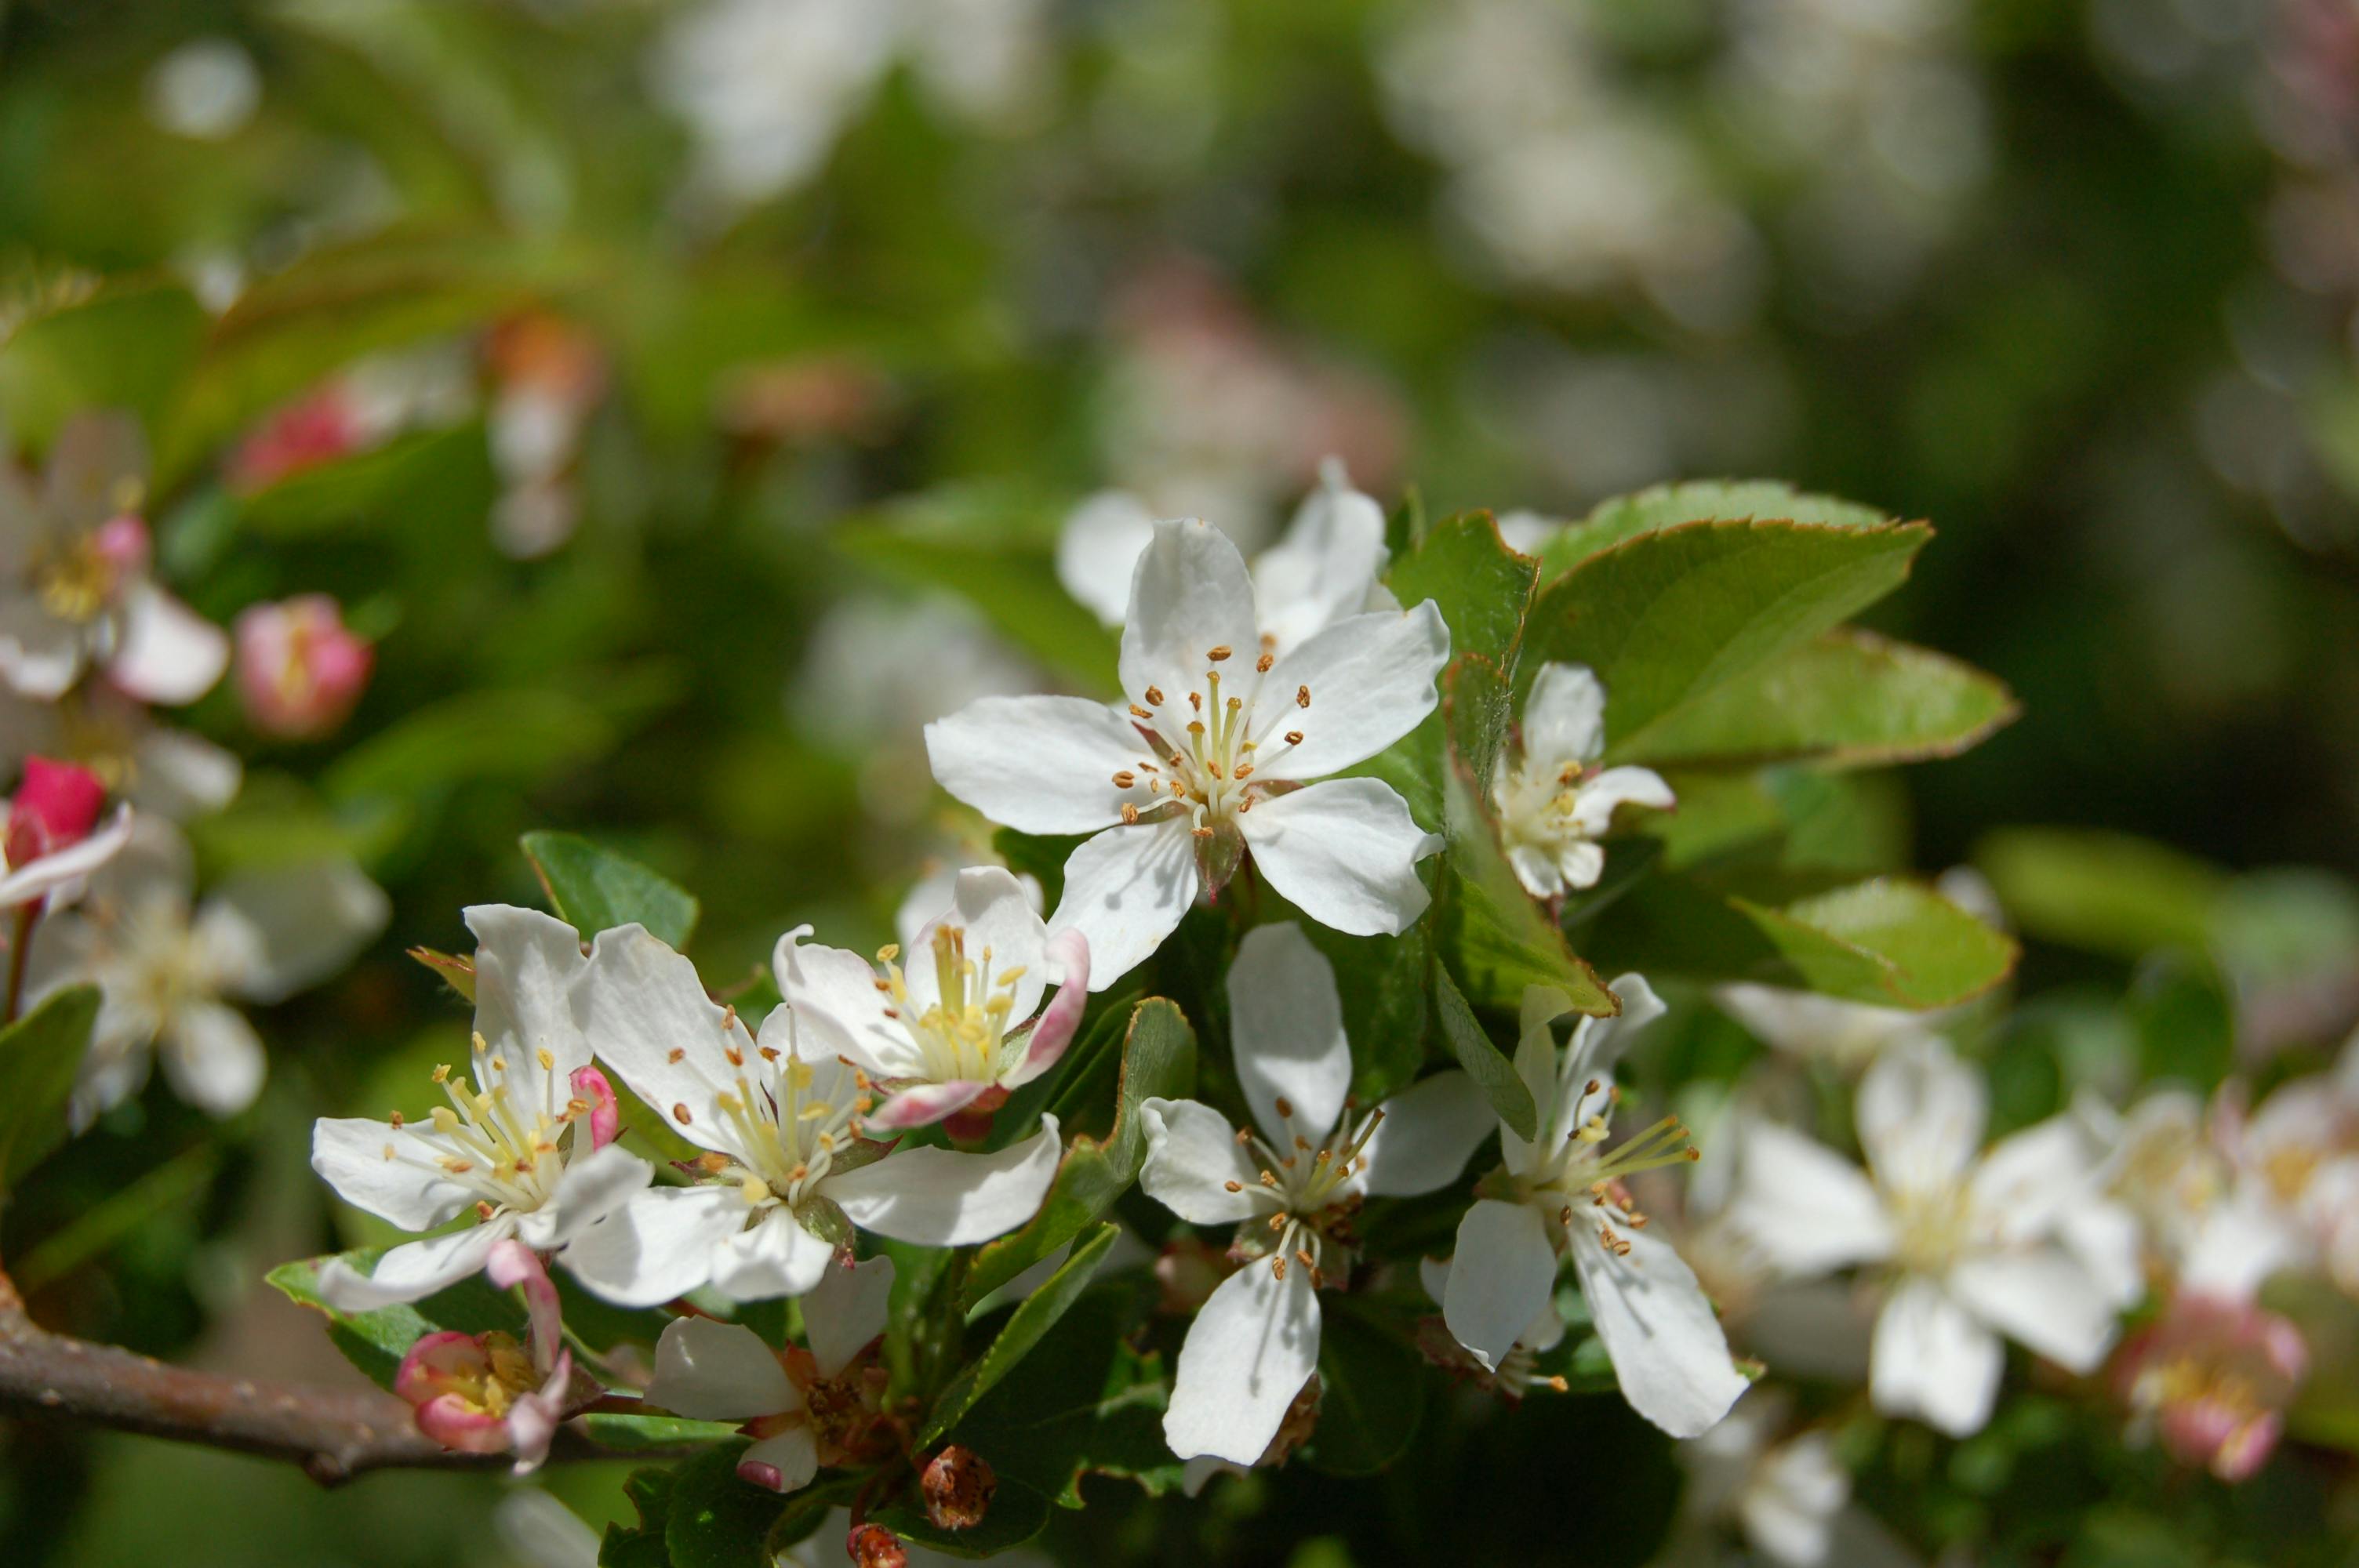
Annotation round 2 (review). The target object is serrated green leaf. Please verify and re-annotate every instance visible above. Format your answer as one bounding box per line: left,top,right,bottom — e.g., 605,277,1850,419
962,1000,1196,1306
0,985,101,1195
521,829,700,947
1385,510,1539,668
836,485,1120,695
1620,630,2018,769
1434,656,1615,1018
921,1224,1118,1446
1579,874,2017,1009
663,1440,783,1568
1432,960,1536,1142
1305,1299,1427,1475
266,1247,523,1389
599,1465,676,1568
1530,480,1893,581
1521,519,1932,764
870,1475,1053,1557
1974,829,2224,960
943,1279,1183,1508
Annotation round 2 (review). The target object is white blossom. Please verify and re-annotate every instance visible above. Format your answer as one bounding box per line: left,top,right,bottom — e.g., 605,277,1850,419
1139,922,1494,1465
1493,662,1674,899
562,924,1061,1306
927,517,1448,988
1441,978,1747,1438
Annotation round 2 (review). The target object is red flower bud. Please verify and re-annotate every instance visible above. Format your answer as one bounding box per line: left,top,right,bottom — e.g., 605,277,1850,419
6,757,107,867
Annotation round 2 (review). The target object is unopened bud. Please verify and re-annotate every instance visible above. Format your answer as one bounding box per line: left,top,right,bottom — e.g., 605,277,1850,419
921,1445,997,1530
235,595,373,739
5,757,106,868
847,1522,908,1568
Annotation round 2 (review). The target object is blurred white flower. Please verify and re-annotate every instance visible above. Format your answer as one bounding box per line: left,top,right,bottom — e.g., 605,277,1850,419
144,38,261,141
38,818,388,1126
1140,923,1493,1464
1441,979,1749,1438
1656,1388,1919,1568
928,519,1447,986
1493,662,1674,899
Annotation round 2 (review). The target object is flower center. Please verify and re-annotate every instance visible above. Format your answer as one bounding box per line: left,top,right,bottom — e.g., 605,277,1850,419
1223,1094,1385,1287
876,925,1024,1084
705,1046,874,1211
435,1330,539,1418
1885,1180,1976,1276
387,1033,596,1218
1522,1079,1699,1256
1120,643,1313,837
1494,754,1596,855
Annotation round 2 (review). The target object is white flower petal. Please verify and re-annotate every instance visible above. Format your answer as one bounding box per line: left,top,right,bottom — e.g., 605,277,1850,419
738,1428,820,1494
1730,1121,1895,1276
130,725,242,816
1501,986,1576,1174
1967,1116,2095,1246
1869,1276,2002,1436
1237,778,1437,938
823,1115,1062,1246
803,1253,896,1378
1507,843,1567,900
1227,921,1353,1145
712,1208,836,1301
648,1316,798,1420
1048,815,1201,991
1139,1098,1264,1225
312,1116,474,1232
923,694,1150,835
206,858,388,1004
107,583,229,706
776,928,906,1078
1570,1225,1747,1439
1250,603,1448,780
912,866,1049,1026
316,1222,505,1310
1739,1433,1848,1568
159,1000,266,1118
1056,490,1158,627
1162,1259,1321,1465
1252,470,1392,655
1568,766,1675,835
1444,1197,1558,1372
1856,1038,1986,1200
1118,518,1261,717
0,804,133,907
467,903,594,1105
562,1185,751,1308
1356,1071,1494,1198
578,924,759,1157
1521,662,1607,766
0,598,86,700
533,1142,654,1245
1946,1247,2119,1374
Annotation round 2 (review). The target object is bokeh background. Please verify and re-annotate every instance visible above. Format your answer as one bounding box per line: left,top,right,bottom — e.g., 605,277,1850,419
0,0,2354,1563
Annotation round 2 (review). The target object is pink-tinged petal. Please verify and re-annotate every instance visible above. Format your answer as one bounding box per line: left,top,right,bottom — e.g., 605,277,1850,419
507,1348,573,1475
487,1240,563,1375
738,1427,820,1494
413,1394,514,1455
865,1080,994,1132
1003,927,1089,1088
571,1065,620,1150
395,1330,492,1407
8,757,105,851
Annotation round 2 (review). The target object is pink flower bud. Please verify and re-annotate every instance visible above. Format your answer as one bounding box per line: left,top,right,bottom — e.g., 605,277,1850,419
6,757,107,867
2115,1291,2309,1483
234,595,373,739
571,1065,621,1151
228,386,365,493
91,514,151,575
394,1330,533,1457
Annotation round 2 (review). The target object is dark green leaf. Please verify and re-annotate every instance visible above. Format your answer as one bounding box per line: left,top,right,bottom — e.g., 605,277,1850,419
521,829,701,947
1305,1300,1427,1475
266,1247,524,1390
664,1440,783,1568
870,1475,1053,1557
921,1223,1119,1445
0,985,101,1194
0,281,207,452
1521,519,1933,764
573,1412,743,1451
598,1466,676,1568
1432,961,1536,1141
1619,630,2019,769
1530,480,1892,581
963,1000,1195,1306
324,688,619,804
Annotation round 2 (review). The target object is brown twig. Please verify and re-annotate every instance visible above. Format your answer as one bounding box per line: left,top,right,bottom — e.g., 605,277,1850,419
0,1271,683,1486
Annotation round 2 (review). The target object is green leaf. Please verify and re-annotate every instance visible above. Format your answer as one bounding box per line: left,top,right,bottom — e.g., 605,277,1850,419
1434,657,1615,1018
1974,829,2224,960
323,688,618,804
1580,875,2019,1009
1619,630,2018,769
234,423,489,537
1530,480,1893,581
836,485,1120,695
521,829,701,947
573,1412,743,1452
265,1247,523,1390
1304,920,1431,1105
870,1476,1053,1557
921,1223,1119,1446
1304,1300,1427,1475
1385,510,1539,668
599,1466,677,1568
1521,519,1933,764
664,1440,784,1568
943,1279,1183,1508
0,985,102,1194
962,1000,1196,1307
0,281,208,452
1432,960,1536,1142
